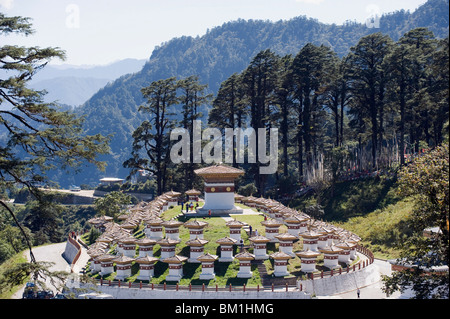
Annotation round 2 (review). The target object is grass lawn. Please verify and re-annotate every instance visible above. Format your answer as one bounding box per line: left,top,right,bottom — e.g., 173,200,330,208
290,176,413,260
0,251,28,299
337,197,414,259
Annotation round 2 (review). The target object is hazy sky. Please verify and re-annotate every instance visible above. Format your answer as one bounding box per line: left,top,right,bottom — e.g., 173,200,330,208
1,0,428,66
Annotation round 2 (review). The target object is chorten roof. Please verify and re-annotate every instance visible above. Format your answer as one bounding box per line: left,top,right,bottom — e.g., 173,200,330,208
135,256,159,264
269,251,293,260
135,238,156,246
197,253,218,262
185,237,209,246
299,229,321,239
284,214,307,223
157,238,181,246
120,221,138,230
161,220,184,227
275,233,298,241
164,190,182,197
226,219,246,228
270,205,286,212
194,164,244,181
185,189,201,195
184,219,209,229
96,254,116,262
88,215,113,225
248,235,271,243
295,249,321,258
315,226,334,235
216,236,238,245
244,196,258,203
261,219,283,227
118,236,136,244
117,213,129,221
264,199,280,208
194,164,244,176
163,255,188,264
234,251,255,261
144,216,164,226
112,255,135,264
96,233,114,243
87,249,104,258
334,241,356,249
318,245,343,254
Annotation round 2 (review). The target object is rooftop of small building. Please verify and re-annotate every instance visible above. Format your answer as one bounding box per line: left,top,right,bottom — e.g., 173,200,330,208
197,253,218,262
185,189,201,195
194,164,245,176
216,236,238,245
234,250,255,260
184,219,209,228
163,255,188,264
185,237,209,246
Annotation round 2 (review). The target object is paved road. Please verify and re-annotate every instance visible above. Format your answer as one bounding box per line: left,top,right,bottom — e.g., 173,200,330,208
11,242,72,299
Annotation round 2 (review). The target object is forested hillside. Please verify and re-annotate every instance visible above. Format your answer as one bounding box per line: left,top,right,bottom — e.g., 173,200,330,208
62,0,449,188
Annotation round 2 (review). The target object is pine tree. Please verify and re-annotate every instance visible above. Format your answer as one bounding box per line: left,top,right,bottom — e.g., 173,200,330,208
384,38,414,165
346,33,393,169
399,28,438,152
241,49,280,195
291,44,337,181
123,77,178,195
0,12,109,291
177,75,211,190
274,54,295,177
209,72,247,168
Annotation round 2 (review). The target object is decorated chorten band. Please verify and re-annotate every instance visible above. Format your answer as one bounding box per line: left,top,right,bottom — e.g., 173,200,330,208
204,185,235,193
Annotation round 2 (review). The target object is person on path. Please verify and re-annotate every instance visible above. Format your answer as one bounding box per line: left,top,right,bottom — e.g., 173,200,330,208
249,225,253,237
357,288,360,298
208,209,211,218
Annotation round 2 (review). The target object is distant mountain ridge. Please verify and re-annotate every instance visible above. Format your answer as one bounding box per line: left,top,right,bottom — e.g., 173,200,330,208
32,58,147,82
30,58,147,106
56,0,448,188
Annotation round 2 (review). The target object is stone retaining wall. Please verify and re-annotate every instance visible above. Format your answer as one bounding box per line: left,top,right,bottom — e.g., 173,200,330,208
72,283,311,299
297,263,380,296
62,235,81,269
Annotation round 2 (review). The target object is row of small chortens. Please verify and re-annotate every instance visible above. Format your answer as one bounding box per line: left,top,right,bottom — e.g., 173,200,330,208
86,188,362,282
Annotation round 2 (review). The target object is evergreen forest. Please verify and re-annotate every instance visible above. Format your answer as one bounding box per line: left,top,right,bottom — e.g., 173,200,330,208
122,28,448,200
54,0,449,188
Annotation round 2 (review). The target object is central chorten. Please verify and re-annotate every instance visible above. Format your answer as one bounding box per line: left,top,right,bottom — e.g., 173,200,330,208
194,164,244,215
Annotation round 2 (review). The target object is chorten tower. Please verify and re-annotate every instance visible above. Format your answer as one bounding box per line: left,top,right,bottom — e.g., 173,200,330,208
194,164,244,215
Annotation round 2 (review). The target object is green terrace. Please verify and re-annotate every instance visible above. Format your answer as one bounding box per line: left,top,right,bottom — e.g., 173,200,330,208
82,204,360,287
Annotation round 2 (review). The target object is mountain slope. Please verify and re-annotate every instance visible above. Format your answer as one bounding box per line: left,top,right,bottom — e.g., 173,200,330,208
68,0,449,188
